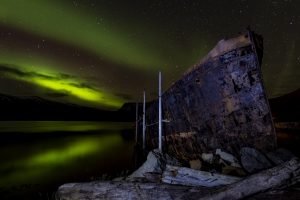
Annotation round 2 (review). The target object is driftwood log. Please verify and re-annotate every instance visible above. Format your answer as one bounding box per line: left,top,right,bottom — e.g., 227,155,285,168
199,158,300,200
56,181,217,200
162,165,242,187
56,158,300,200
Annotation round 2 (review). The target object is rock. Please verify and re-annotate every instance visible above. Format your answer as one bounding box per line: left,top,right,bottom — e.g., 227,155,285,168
189,159,202,170
127,149,164,180
230,162,241,168
201,153,214,164
240,147,272,173
266,148,296,165
216,149,241,167
127,149,181,180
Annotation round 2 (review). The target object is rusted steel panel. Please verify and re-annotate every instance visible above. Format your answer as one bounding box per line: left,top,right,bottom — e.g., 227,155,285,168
143,31,276,161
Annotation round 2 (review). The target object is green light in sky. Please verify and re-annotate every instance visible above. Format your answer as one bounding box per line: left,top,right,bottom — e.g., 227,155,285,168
1,64,123,108
33,78,122,108
34,78,101,102
0,0,165,70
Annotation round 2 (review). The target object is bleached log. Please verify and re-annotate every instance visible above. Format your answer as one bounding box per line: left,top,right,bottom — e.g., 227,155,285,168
200,158,300,200
55,181,216,200
162,165,242,187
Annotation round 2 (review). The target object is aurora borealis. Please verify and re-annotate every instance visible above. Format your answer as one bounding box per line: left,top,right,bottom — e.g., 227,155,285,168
0,0,299,109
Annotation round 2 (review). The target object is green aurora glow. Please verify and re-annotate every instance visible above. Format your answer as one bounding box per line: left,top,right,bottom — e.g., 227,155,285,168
0,0,165,69
0,0,299,108
0,0,202,108
0,65,123,108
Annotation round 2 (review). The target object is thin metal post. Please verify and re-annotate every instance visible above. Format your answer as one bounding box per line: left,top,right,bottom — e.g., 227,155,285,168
158,71,162,151
142,91,146,149
135,102,138,143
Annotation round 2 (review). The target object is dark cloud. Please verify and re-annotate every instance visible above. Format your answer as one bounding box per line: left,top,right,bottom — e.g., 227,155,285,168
0,64,29,77
0,64,95,90
0,64,55,80
114,93,133,101
45,91,70,98
68,82,95,90
58,73,77,79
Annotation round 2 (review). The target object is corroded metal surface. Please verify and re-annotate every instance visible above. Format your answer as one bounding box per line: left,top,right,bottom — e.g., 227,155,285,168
143,31,276,161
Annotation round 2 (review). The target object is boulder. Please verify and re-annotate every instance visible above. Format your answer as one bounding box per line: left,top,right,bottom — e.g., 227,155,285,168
240,147,272,173
216,149,241,168
201,153,214,164
189,159,202,170
127,149,164,180
127,149,181,180
266,148,296,165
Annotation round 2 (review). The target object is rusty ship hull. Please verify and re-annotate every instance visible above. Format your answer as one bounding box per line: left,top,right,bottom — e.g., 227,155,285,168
142,30,276,161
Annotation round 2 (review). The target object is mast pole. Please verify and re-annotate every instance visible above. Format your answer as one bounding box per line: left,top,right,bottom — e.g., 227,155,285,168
135,102,138,143
142,91,146,149
158,71,162,151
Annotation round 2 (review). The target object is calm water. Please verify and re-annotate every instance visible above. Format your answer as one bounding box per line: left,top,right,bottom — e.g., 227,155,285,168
0,121,136,200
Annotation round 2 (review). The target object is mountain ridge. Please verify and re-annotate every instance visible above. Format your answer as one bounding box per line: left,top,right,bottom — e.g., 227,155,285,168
269,88,300,122
0,93,135,121
0,89,298,121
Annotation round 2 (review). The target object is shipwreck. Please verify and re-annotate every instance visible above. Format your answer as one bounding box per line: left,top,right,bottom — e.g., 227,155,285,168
142,29,276,161
57,30,300,200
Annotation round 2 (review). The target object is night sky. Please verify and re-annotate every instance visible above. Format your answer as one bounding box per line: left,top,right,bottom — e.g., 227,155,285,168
0,0,299,109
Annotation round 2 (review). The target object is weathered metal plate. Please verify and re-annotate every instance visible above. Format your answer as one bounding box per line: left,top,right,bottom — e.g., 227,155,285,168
144,31,276,161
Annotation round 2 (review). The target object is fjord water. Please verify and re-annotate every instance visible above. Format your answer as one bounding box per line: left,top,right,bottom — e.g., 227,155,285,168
0,121,135,199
